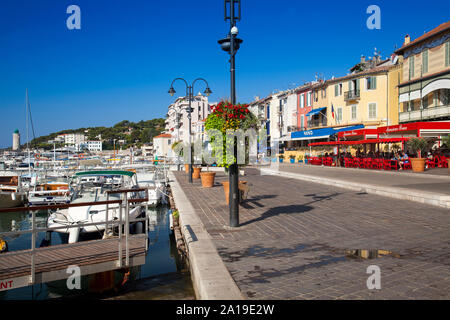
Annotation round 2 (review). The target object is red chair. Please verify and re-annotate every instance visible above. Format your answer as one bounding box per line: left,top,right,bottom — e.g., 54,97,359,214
426,158,437,169
344,158,353,168
402,161,412,170
384,159,398,170
371,159,382,170
440,156,448,168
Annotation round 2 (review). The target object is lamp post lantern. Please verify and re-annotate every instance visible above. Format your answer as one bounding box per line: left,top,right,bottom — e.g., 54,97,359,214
219,0,242,228
168,78,212,183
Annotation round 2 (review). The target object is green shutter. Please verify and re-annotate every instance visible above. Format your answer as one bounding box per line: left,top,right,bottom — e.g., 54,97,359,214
422,50,428,74
446,41,450,67
409,56,415,79
335,85,338,96
356,79,360,92
373,76,377,89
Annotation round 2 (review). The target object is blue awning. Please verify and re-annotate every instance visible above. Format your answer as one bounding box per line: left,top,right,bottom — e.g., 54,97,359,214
306,107,326,117
290,125,364,141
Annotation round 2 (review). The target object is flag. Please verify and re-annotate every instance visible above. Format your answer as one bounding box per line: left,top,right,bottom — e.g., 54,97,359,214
331,104,335,120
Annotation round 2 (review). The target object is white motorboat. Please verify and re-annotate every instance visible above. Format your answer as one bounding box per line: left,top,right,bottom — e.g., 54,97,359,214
28,180,71,206
47,170,145,243
0,176,27,208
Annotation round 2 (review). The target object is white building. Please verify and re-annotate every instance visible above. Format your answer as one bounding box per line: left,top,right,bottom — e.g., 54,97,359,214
64,133,86,145
153,134,173,158
165,94,213,145
141,144,153,158
86,140,102,152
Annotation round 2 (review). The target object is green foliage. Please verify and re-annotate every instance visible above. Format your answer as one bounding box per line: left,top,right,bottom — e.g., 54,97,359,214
172,210,179,220
205,101,258,168
407,137,428,158
443,135,450,148
29,118,165,150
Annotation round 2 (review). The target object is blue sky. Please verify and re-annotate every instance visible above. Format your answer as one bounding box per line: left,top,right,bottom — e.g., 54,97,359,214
0,0,449,147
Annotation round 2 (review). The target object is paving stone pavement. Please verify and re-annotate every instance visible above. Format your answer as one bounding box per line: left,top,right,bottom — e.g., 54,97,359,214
173,169,450,300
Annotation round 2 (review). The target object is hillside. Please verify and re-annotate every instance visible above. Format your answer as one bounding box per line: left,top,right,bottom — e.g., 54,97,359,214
29,118,166,150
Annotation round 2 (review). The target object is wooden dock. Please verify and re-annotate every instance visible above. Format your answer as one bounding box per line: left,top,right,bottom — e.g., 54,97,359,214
0,234,147,291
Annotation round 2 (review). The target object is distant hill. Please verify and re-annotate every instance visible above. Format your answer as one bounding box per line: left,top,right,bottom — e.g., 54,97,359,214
29,118,166,150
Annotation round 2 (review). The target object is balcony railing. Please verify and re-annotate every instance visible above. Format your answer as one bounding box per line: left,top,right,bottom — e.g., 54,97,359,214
287,126,300,132
307,120,327,128
344,90,360,101
399,104,450,123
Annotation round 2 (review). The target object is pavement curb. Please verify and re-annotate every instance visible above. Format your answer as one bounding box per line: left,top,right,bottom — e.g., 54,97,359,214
168,171,245,300
261,168,450,209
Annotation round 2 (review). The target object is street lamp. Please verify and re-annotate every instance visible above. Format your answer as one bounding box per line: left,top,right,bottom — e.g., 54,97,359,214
218,0,242,228
168,78,212,183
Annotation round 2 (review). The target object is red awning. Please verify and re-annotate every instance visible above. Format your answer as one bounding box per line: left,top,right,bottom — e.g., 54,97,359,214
308,138,410,147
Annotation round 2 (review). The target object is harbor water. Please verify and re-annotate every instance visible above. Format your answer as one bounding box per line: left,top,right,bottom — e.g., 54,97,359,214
0,206,195,300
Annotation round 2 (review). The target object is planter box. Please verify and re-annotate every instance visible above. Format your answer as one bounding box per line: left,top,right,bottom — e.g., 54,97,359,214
290,159,295,164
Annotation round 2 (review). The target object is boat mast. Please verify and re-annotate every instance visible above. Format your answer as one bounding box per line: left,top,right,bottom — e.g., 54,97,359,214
26,88,31,176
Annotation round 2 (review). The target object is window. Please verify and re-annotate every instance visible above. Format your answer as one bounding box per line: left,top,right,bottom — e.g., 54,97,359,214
300,94,305,108
335,85,339,97
422,49,428,74
409,56,415,79
300,115,305,130
267,105,270,119
307,92,311,106
368,103,377,119
351,105,357,121
323,88,327,98
422,96,428,109
366,76,377,90
446,41,450,67
336,108,343,123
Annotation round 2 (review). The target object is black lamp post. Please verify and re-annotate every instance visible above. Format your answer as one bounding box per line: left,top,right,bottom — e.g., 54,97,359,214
218,0,242,228
168,78,212,183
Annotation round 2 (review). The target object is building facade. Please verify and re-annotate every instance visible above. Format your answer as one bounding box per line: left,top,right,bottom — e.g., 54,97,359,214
396,21,450,123
153,134,173,158
165,94,212,145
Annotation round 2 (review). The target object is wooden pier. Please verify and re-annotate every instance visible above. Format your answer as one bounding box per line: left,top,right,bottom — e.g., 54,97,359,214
0,188,151,292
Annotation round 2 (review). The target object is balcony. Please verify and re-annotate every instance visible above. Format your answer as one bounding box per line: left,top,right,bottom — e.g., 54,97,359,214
399,104,450,123
344,90,360,101
287,126,300,132
307,119,327,129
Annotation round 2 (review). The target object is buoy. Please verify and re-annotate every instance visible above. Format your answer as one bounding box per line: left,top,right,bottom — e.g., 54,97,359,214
0,238,8,253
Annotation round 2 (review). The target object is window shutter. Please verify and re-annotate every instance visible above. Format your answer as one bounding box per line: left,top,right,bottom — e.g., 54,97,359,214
422,50,428,73
446,41,450,67
356,79,360,92
335,85,338,97
373,77,377,89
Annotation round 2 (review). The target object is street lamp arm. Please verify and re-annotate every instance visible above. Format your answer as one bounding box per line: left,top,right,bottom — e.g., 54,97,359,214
170,78,190,97
192,78,213,97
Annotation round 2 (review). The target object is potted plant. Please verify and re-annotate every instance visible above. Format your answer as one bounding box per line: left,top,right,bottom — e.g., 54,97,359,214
204,100,258,197
442,135,450,172
407,137,428,172
278,155,284,163
298,154,304,163
192,166,202,179
289,154,296,164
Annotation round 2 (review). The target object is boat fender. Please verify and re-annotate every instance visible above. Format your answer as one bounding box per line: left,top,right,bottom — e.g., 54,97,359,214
68,226,80,244
0,238,8,253
11,193,16,201
135,222,143,234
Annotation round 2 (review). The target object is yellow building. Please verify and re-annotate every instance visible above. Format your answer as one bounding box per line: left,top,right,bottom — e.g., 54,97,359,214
324,55,402,130
396,21,450,123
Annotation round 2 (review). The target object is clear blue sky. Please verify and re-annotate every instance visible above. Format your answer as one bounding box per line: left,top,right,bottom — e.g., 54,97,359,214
1,0,449,147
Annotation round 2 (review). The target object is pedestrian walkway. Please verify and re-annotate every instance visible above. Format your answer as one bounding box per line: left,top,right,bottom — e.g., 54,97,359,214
261,163,450,209
172,169,449,300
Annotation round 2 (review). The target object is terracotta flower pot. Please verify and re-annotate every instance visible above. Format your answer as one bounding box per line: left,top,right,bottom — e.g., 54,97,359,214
222,181,248,205
184,164,189,173
411,158,426,172
192,167,202,179
447,159,450,173
200,172,216,188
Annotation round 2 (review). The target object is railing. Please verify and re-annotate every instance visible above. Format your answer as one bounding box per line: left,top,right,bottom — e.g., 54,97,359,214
399,104,450,122
288,126,300,132
307,120,327,129
0,188,150,285
344,90,360,101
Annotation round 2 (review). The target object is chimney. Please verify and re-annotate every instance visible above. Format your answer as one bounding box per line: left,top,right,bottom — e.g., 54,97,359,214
361,55,366,64
404,34,411,46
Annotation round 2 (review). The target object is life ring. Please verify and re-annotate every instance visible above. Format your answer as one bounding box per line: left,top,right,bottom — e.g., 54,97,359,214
34,154,41,160
0,238,8,253
78,154,85,159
